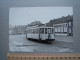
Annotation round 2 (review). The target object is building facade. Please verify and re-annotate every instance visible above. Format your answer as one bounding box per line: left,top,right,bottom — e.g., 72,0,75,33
46,15,73,36
9,25,14,35
11,25,27,35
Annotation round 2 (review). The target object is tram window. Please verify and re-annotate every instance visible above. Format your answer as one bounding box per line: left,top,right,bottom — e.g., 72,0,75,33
34,29,35,33
26,30,27,33
28,30,29,33
45,28,47,34
30,30,31,33
26,30,28,33
30,30,32,33
52,28,53,34
48,28,51,34
37,29,38,33
34,29,36,33
36,29,37,33
32,29,33,33
39,28,44,34
37,29,39,33
41,28,44,34
29,30,30,33
39,29,40,33
42,28,44,34
27,30,28,33
27,30,29,33
33,29,34,33
35,29,36,33
31,29,32,33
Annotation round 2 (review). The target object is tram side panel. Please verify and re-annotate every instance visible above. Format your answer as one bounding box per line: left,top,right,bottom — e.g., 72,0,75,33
39,28,55,41
26,28,40,40
27,33,39,40
40,34,55,41
26,27,55,41
31,34,39,39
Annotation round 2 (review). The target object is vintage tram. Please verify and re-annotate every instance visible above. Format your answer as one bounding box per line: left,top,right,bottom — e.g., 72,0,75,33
26,25,55,42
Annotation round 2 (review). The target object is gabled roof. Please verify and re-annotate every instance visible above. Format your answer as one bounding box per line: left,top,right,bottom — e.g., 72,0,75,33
46,15,73,27
50,15,73,24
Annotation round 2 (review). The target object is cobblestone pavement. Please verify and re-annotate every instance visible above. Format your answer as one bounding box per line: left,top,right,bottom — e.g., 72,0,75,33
9,34,73,53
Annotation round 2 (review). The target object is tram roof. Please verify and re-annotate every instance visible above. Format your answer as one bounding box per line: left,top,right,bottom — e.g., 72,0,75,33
26,26,54,30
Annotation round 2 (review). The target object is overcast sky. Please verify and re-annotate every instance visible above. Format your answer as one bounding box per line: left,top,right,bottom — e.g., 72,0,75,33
9,7,73,26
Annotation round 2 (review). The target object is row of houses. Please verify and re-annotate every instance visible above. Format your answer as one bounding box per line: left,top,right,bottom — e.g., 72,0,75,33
9,15,73,36
46,15,73,36
9,21,42,35
9,25,27,35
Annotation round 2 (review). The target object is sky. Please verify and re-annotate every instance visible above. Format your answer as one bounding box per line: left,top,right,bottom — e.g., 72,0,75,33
9,7,73,26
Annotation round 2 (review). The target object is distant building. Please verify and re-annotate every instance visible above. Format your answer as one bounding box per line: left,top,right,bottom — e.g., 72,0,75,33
10,21,43,35
12,25,27,35
9,25,14,35
46,15,73,36
9,29,13,35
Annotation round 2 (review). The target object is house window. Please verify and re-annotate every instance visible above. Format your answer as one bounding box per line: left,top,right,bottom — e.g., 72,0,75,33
42,28,44,34
64,24,67,32
61,25,63,32
69,21,71,26
69,28,71,33
40,28,44,34
58,25,61,32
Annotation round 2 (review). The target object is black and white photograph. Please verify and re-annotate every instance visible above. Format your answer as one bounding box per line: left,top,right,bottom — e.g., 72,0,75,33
9,7,73,53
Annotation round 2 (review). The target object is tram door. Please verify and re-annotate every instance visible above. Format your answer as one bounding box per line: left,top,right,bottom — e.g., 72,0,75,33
48,28,51,34
47,28,51,39
39,28,41,40
39,28,44,40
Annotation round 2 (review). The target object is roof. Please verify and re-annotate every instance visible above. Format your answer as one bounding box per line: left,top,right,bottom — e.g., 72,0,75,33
46,15,73,27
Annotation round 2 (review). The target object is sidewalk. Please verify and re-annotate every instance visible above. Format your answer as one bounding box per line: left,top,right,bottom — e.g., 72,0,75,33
54,35,73,42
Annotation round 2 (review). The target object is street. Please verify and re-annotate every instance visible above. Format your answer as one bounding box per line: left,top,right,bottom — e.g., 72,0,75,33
9,34,73,53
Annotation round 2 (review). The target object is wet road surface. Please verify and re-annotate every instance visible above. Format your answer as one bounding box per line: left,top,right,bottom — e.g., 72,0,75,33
9,34,73,53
